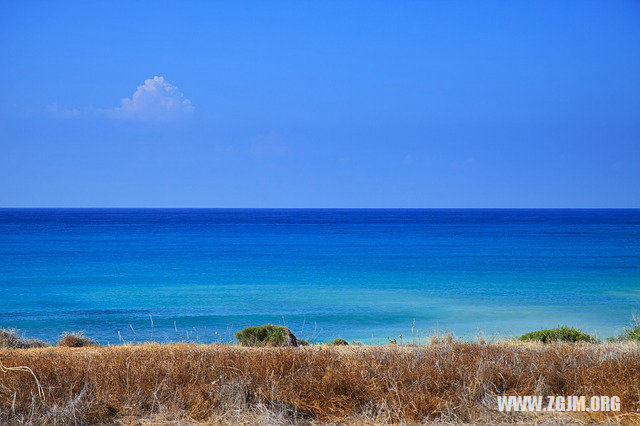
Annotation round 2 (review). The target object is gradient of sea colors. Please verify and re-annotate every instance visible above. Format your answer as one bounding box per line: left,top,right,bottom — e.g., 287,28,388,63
1,209,638,344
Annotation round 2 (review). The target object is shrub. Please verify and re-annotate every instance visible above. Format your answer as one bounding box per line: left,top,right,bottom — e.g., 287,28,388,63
620,313,640,341
299,339,310,346
329,338,349,346
623,325,640,341
57,332,97,348
235,324,298,347
608,317,640,342
0,329,48,349
518,326,595,343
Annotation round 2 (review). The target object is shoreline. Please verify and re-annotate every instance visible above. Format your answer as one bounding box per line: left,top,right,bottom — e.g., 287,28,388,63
2,320,638,348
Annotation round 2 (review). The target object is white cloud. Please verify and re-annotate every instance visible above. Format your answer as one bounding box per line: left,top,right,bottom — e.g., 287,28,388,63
48,76,195,122
108,76,194,121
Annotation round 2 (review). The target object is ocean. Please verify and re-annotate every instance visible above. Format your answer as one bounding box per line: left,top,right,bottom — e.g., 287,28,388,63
0,209,638,344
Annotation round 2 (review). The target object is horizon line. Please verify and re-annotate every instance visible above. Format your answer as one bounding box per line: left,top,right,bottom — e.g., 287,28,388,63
1,207,639,210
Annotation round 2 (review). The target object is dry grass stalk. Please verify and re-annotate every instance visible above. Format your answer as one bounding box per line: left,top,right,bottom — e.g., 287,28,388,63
0,359,45,401
0,341,639,424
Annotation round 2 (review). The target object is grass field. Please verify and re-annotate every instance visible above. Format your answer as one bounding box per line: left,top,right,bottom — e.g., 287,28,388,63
1,340,639,425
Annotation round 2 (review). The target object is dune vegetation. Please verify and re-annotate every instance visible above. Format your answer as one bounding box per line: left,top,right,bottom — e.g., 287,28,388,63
0,329,47,350
1,337,640,425
518,326,596,344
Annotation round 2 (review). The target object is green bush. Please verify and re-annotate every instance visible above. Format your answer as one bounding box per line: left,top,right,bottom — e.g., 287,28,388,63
623,325,640,341
519,326,596,343
0,329,48,349
299,339,310,346
329,338,349,346
608,323,640,342
235,324,298,347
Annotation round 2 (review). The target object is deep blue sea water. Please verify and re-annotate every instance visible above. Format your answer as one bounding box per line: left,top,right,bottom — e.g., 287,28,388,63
1,209,639,344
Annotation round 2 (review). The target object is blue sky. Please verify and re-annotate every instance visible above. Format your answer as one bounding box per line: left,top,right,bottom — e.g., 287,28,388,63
1,1,639,207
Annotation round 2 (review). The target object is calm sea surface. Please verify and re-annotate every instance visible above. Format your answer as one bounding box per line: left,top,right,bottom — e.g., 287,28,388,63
1,209,639,344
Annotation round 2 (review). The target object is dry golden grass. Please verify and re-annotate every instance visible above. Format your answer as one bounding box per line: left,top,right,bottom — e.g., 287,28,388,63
1,341,639,424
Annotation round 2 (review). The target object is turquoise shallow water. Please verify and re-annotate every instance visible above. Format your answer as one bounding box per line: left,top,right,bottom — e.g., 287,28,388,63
0,209,639,344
